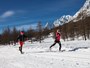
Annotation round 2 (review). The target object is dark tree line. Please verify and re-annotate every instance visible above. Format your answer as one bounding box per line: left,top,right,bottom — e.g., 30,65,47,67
0,27,19,45
60,17,90,41
0,21,51,45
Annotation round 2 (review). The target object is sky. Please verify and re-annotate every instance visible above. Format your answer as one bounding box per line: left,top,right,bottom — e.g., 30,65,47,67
0,0,85,33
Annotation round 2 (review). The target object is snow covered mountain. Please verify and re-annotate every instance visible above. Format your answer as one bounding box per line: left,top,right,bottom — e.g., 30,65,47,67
44,22,49,28
73,0,90,22
60,15,72,24
53,0,90,26
53,15,72,27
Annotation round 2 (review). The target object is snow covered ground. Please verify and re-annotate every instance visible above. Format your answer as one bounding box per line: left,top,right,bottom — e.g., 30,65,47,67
0,37,90,68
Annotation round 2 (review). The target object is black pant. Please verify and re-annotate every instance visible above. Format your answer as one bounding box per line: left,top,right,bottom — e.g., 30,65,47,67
19,46,23,53
50,41,61,51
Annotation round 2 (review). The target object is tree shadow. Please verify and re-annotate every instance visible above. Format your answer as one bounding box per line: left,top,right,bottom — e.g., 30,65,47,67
25,49,66,54
26,50,51,54
69,47,88,52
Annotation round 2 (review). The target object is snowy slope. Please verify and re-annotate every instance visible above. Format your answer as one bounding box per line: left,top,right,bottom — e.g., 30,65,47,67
0,37,90,68
73,0,90,22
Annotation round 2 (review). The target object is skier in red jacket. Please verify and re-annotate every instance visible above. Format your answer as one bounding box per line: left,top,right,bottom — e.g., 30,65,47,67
50,29,61,51
17,31,27,54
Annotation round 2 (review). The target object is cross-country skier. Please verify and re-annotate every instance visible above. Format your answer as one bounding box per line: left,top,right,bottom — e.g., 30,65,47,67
49,29,61,51
17,31,27,54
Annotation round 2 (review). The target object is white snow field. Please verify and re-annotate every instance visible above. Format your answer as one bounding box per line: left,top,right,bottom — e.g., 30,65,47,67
0,37,90,68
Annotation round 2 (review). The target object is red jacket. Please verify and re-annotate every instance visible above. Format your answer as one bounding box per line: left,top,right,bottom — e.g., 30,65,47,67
56,32,60,41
